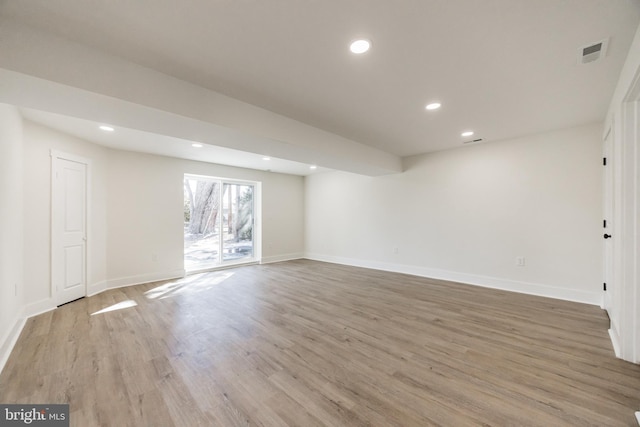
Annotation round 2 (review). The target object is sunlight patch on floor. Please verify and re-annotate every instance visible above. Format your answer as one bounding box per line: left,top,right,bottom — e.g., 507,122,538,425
144,271,235,300
91,300,138,315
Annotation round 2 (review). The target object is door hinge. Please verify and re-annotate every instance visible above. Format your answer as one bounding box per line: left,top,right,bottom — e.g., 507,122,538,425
603,157,607,166
603,283,607,291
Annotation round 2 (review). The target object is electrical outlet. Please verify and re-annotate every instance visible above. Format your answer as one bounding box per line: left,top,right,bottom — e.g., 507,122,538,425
393,247,399,254
516,256,525,267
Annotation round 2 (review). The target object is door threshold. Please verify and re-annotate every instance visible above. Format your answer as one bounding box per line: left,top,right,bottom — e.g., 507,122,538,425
57,296,85,308
185,260,259,276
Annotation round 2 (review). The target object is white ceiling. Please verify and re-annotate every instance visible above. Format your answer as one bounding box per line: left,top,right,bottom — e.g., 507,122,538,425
1,0,639,175
19,108,330,176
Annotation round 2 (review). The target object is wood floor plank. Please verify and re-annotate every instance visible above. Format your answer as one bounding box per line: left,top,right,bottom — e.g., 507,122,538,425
1,259,640,426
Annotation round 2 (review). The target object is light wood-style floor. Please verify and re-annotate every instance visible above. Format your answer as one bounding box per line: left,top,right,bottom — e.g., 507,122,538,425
1,260,639,426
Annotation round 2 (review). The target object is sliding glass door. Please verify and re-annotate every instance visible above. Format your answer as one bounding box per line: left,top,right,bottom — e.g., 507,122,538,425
184,175,256,272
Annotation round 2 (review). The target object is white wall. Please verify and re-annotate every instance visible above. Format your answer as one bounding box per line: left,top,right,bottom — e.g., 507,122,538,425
21,121,305,300
105,150,304,286
306,123,603,304
104,150,184,288
0,104,24,370
22,121,108,311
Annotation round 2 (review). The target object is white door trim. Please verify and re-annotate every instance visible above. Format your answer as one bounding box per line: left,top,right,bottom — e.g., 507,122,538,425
625,72,640,364
602,126,613,313
51,150,91,305
624,98,640,364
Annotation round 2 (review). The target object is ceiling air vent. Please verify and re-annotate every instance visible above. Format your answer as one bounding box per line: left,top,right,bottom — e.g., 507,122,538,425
463,138,483,145
578,38,608,64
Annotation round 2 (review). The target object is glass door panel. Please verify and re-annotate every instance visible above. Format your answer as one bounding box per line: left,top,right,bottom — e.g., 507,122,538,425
222,183,254,262
184,177,221,271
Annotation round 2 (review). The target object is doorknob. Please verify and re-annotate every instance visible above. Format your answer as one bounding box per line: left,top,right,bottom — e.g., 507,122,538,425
604,234,612,239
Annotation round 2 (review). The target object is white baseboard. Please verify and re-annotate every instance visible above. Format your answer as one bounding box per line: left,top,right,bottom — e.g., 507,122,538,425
23,297,56,318
21,271,184,317
304,253,601,306
609,328,622,358
0,316,26,375
21,275,176,317
104,269,185,290
261,253,304,264
87,280,108,297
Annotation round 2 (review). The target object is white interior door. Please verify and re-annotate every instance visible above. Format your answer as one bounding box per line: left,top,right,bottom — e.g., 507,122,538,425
52,155,88,305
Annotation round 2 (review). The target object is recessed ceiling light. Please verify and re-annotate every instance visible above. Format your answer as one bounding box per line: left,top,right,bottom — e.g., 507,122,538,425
99,125,114,132
426,103,441,111
191,143,203,148
262,156,271,161
461,131,474,137
310,165,317,170
350,39,371,54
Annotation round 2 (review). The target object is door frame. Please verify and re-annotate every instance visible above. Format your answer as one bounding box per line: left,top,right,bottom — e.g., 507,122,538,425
602,125,613,315
621,71,640,364
621,96,640,364
51,150,91,305
606,65,640,364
